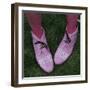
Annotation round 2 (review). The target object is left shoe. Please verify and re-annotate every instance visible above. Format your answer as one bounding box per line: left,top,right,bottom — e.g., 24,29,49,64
54,28,78,64
31,28,54,73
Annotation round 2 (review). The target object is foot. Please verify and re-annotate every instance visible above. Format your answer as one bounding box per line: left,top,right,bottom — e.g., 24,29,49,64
31,28,54,73
54,28,78,64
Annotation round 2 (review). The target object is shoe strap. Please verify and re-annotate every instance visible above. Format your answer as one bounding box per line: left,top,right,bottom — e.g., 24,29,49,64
64,31,71,43
34,41,48,49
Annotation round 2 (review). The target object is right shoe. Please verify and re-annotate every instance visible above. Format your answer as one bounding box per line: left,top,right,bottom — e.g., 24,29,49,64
54,28,78,65
31,28,54,73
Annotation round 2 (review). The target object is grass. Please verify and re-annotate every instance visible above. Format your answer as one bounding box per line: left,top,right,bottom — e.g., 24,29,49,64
24,12,80,77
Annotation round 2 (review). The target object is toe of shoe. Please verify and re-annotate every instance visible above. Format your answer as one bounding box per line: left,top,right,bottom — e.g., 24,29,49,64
38,56,54,73
54,56,64,65
42,61,54,73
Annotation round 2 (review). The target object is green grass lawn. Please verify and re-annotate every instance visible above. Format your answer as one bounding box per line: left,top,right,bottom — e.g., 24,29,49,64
24,12,80,77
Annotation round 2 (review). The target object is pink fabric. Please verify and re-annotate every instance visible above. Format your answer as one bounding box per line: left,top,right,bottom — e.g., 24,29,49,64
66,14,78,33
54,28,78,64
26,12,43,38
31,28,54,72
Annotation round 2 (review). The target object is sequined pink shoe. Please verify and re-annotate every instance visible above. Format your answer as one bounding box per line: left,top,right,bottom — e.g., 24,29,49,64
54,28,78,64
31,28,54,73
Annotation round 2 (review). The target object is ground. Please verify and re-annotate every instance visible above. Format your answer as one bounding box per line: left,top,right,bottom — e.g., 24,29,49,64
24,12,80,77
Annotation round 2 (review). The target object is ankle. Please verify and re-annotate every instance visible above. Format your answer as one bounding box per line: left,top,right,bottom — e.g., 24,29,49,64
32,27,43,38
66,25,77,34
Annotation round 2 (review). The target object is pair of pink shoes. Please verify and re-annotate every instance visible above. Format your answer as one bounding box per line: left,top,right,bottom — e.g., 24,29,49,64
31,27,78,73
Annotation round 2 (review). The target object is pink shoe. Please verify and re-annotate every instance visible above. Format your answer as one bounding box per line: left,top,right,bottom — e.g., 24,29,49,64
31,28,54,73
54,28,78,64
